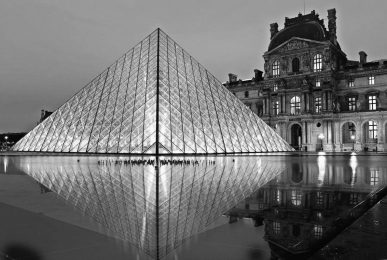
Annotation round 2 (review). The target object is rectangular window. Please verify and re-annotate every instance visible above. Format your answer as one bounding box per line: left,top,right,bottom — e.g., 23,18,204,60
273,61,280,77
291,96,301,115
244,91,249,98
272,100,279,115
368,95,377,110
273,83,278,92
348,97,356,111
315,97,322,113
246,103,251,109
273,222,281,234
314,225,323,239
368,120,378,139
313,54,322,72
316,192,323,207
348,79,354,87
315,78,321,87
370,168,379,186
368,75,375,85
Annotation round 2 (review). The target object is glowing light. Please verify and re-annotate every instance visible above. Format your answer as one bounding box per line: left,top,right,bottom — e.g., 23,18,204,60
317,153,326,185
349,154,358,185
3,157,8,173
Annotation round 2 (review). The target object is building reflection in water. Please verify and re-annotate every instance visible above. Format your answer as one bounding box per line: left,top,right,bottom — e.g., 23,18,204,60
235,154,387,259
13,156,285,259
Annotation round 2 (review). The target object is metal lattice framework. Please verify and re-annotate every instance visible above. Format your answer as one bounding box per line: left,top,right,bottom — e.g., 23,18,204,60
15,156,285,259
12,29,292,154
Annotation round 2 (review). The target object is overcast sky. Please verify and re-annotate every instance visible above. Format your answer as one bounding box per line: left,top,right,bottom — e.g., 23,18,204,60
1,0,387,133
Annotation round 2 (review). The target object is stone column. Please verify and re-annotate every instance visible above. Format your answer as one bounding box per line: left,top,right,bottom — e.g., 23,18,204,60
334,121,342,151
325,121,334,151
355,121,362,151
278,94,282,114
377,119,384,151
305,93,310,112
301,94,305,114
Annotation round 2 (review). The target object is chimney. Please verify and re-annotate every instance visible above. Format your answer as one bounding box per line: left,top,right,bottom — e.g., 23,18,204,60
228,73,238,83
270,23,278,39
359,51,367,65
327,9,337,43
254,69,263,81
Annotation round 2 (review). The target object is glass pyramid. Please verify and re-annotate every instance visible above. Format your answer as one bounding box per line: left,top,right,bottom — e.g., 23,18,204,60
14,155,286,259
12,29,292,154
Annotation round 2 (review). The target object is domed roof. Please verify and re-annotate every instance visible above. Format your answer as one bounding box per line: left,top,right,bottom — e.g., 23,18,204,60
268,15,328,51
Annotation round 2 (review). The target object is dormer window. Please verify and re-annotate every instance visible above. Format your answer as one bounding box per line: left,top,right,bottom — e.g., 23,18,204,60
292,58,300,72
315,78,321,87
313,54,323,72
368,75,375,85
348,79,354,88
272,60,280,77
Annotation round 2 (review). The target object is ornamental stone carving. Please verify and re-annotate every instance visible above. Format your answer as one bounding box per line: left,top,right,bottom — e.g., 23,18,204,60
279,40,309,52
302,53,310,68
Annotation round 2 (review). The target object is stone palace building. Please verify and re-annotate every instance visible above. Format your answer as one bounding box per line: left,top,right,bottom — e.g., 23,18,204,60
225,9,387,152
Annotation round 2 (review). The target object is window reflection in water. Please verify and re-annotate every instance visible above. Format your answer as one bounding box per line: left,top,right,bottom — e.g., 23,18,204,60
240,155,387,259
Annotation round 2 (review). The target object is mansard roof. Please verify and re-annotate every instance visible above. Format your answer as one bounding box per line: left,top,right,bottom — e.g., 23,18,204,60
268,11,329,51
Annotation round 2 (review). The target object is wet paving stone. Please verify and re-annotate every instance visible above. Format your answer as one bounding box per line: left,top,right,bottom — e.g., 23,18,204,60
311,198,387,260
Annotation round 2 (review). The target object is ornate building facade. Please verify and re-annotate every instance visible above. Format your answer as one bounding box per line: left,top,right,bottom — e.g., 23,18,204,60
225,9,387,152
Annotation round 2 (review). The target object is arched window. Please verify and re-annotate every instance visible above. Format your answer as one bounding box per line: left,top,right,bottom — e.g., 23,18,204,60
292,57,300,72
272,60,280,77
313,54,323,72
290,96,301,115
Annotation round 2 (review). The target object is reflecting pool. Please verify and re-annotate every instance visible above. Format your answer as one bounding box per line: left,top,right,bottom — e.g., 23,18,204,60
1,154,387,260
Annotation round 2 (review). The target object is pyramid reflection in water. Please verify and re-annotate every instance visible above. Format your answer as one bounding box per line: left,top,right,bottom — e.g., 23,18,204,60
15,156,285,259
12,29,292,154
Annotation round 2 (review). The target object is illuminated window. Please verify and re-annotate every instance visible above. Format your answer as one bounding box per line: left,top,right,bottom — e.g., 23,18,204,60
291,190,302,206
313,54,323,72
314,225,323,239
273,221,281,234
315,97,322,114
348,79,354,87
290,96,301,115
368,75,375,85
368,95,377,110
368,120,378,139
273,83,278,92
272,60,280,77
315,78,321,87
245,91,249,98
316,192,323,207
370,168,379,186
273,100,279,115
348,97,356,111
